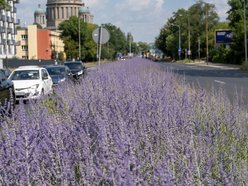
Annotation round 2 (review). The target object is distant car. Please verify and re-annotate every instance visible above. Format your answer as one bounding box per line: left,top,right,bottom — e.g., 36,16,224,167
64,61,86,79
45,65,72,86
0,70,15,114
8,66,53,101
0,68,12,78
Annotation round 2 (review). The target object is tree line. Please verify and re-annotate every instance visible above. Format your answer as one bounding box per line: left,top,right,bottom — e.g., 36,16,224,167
155,0,248,65
58,17,149,62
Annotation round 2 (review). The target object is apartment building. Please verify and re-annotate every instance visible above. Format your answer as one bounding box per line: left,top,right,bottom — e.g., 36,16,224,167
0,0,19,59
16,25,64,60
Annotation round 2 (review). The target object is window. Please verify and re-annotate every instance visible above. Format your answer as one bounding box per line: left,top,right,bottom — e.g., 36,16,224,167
21,35,28,40
42,69,49,79
21,45,28,51
10,70,40,80
0,70,6,81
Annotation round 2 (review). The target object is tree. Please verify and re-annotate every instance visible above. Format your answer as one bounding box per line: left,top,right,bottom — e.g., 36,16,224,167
0,0,10,10
59,16,85,60
101,23,127,59
227,0,246,64
155,0,219,60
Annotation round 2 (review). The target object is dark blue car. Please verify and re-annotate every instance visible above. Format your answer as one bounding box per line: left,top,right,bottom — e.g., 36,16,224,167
45,65,72,86
0,70,15,115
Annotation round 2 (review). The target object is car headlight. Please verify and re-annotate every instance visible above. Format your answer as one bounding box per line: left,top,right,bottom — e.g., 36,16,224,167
78,70,83,75
30,84,39,89
58,78,66,83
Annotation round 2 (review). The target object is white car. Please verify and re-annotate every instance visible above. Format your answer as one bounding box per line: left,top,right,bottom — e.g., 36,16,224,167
8,66,53,101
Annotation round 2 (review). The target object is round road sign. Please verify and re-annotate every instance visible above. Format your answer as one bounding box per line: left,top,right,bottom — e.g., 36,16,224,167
92,27,110,44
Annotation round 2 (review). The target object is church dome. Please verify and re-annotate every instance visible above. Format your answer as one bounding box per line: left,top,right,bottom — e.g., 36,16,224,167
34,4,45,15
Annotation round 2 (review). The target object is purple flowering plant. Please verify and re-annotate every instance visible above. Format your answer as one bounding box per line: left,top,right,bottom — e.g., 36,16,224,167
0,58,247,185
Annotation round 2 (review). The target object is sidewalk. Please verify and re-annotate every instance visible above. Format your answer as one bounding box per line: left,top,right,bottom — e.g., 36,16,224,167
185,60,240,70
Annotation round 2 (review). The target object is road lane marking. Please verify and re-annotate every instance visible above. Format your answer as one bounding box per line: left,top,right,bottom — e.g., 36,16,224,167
214,80,226,85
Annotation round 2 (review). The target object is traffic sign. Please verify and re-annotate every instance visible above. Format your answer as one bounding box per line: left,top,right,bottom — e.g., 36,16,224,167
92,27,110,44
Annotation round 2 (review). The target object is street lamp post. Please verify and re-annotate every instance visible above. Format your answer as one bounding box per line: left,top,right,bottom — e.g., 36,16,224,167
78,14,81,60
243,0,247,63
174,25,181,60
188,15,191,59
205,3,209,65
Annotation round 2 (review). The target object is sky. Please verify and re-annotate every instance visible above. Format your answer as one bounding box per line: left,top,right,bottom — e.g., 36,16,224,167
16,0,229,43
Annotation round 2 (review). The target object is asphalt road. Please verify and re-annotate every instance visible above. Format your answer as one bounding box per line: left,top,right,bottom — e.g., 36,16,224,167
158,61,248,108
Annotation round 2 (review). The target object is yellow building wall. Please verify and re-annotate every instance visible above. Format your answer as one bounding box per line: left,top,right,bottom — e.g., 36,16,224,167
28,25,38,60
50,30,65,53
16,29,29,59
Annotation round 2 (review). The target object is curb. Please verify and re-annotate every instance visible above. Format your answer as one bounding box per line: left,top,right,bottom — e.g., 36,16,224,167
186,61,240,70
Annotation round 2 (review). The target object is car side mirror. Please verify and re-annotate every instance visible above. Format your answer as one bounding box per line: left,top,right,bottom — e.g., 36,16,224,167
42,75,48,80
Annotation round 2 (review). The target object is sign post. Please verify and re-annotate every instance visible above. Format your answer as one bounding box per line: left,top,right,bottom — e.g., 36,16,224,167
92,27,110,66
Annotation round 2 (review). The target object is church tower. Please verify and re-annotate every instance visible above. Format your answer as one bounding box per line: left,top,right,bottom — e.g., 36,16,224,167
79,6,94,23
46,0,85,30
34,4,46,28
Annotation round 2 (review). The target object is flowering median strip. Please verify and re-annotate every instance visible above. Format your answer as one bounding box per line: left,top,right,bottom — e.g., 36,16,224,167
0,58,247,185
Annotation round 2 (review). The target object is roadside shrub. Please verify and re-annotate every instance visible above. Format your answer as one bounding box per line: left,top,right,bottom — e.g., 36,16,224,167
0,58,247,185
210,46,233,64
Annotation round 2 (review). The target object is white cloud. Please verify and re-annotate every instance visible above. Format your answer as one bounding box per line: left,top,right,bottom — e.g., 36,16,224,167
155,0,165,10
206,0,229,20
84,0,102,7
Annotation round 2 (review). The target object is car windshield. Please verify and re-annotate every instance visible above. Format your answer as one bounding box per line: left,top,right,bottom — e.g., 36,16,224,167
10,70,40,80
46,67,65,75
65,63,82,70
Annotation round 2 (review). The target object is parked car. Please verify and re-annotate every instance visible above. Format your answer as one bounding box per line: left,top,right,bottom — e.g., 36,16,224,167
45,65,72,86
64,61,86,79
8,66,53,101
0,70,15,114
0,68,12,78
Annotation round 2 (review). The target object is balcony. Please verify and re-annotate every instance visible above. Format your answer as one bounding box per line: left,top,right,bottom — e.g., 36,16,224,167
15,41,20,46
1,15,5,21
0,27,5,33
7,16,12,23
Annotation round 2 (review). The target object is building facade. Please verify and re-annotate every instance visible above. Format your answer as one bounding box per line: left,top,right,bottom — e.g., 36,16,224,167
0,0,19,59
46,0,93,30
16,25,64,60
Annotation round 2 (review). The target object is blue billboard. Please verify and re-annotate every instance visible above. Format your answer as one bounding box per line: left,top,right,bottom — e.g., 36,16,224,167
216,30,233,44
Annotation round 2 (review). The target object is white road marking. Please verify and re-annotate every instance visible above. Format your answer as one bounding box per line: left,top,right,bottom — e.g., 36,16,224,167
214,80,226,85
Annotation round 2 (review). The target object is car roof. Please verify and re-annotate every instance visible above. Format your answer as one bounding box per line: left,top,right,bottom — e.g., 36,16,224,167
64,61,82,64
45,65,66,68
15,66,44,70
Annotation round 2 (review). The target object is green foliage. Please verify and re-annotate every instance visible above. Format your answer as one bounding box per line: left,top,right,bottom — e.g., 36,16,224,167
155,0,219,60
137,42,150,53
227,0,247,64
209,45,233,63
59,16,91,61
0,0,10,10
102,23,128,59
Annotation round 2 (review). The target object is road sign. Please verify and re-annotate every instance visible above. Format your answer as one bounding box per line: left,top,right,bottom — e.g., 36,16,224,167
92,27,110,44
216,30,233,44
